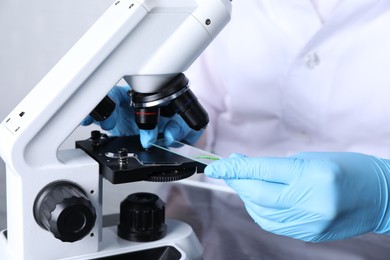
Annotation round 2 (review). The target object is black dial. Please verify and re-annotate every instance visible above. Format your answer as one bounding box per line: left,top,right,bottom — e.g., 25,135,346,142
34,181,96,242
117,192,166,242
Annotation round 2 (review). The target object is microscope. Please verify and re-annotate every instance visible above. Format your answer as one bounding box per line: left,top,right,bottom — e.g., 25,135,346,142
0,0,231,259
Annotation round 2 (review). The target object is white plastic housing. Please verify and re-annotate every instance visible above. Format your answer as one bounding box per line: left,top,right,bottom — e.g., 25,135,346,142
0,0,231,259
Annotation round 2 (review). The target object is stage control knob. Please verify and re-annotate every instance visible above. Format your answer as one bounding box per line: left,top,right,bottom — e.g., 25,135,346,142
34,181,96,242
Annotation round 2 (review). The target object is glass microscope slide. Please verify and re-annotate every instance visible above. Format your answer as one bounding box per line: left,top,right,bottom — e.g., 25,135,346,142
150,139,236,193
149,139,222,166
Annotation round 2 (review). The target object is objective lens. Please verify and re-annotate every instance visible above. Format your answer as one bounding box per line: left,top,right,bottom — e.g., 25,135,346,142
169,89,209,130
90,95,116,121
135,107,159,130
130,73,209,130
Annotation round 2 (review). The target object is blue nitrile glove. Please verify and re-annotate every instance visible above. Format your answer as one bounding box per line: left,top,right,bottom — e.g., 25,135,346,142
204,152,390,242
82,86,203,148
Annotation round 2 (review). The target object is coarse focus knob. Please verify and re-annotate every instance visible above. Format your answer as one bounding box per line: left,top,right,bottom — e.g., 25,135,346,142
34,181,96,242
117,192,167,242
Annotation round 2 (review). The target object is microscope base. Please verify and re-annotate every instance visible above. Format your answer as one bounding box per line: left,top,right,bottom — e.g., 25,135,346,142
0,219,202,260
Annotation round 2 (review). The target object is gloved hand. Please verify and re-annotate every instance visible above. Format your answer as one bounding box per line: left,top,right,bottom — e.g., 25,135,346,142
82,86,203,148
204,152,390,242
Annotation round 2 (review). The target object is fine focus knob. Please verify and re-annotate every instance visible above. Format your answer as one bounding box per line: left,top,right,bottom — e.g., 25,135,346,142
34,181,96,242
117,192,166,242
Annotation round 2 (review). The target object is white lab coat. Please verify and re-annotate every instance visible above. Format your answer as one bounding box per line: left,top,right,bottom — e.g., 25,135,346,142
167,2,390,259
187,0,390,158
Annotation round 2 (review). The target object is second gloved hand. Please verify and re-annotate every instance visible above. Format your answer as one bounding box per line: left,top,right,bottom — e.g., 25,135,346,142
82,86,203,148
204,152,390,242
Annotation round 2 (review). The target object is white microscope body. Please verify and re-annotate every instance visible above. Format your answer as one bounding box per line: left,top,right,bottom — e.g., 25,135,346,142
0,0,231,259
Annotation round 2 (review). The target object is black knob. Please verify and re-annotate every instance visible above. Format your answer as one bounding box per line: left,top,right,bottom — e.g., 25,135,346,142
117,192,166,242
34,181,96,242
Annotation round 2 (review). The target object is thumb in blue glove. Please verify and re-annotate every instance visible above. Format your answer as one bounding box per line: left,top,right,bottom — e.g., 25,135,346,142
204,152,390,242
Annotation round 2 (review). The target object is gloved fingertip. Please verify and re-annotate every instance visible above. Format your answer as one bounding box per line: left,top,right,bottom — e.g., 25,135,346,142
204,162,228,179
163,131,175,144
100,116,117,130
140,129,158,149
229,153,247,159
164,121,183,141
204,164,219,178
204,157,248,179
183,129,203,145
81,116,93,126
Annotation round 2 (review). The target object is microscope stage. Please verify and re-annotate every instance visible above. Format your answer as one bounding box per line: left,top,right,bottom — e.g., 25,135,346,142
76,133,206,184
